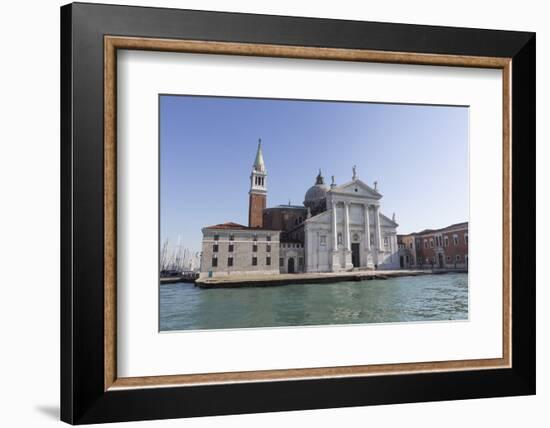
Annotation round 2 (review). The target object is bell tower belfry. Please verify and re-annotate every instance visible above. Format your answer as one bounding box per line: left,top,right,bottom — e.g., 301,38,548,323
248,139,267,228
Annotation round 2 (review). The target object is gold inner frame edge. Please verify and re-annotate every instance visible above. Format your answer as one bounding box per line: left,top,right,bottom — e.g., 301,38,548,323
104,36,512,391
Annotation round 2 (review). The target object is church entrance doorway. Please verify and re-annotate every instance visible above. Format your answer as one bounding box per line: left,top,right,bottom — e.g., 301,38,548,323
351,243,360,267
288,257,295,273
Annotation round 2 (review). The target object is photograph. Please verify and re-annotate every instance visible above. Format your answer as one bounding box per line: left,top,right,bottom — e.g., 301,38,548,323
159,95,470,332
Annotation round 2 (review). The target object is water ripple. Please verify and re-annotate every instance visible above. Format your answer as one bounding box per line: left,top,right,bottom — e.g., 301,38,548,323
160,273,469,331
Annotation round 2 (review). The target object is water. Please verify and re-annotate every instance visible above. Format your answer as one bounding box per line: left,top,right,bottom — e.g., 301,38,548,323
159,273,468,332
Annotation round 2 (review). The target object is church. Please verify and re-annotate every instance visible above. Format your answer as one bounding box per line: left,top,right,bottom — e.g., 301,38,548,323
199,140,400,278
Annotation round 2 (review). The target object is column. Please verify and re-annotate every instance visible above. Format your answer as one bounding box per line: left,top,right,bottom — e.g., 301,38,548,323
304,223,311,271
375,205,382,250
344,202,351,251
332,200,338,250
364,204,371,250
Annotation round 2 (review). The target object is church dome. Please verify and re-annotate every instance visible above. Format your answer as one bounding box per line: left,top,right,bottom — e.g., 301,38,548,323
304,170,329,213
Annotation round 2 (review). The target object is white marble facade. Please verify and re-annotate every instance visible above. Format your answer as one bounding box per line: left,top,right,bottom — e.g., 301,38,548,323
303,178,399,272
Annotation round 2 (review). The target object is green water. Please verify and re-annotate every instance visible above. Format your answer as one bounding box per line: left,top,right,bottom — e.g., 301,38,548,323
159,273,468,331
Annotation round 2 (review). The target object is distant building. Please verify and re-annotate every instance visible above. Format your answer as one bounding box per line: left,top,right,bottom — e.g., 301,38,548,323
200,140,399,278
397,222,468,269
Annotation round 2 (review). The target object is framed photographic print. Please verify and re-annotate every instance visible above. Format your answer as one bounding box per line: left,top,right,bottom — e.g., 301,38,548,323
60,2,535,424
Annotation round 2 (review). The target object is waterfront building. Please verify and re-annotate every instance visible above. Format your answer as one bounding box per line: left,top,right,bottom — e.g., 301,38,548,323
199,140,400,277
397,222,469,269
200,222,280,278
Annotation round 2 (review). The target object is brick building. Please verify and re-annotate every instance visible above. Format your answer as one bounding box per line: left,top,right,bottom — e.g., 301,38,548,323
397,222,468,270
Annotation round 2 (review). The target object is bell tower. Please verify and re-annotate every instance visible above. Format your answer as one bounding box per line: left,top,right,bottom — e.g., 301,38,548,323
249,139,267,228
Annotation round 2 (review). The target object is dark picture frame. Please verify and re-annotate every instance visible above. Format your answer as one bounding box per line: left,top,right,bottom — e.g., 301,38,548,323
61,2,535,424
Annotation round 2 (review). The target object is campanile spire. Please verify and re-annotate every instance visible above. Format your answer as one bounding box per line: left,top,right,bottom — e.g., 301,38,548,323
253,138,265,172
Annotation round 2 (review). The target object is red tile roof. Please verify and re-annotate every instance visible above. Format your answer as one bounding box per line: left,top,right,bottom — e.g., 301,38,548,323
416,222,468,235
204,222,280,231
399,222,468,237
204,222,250,230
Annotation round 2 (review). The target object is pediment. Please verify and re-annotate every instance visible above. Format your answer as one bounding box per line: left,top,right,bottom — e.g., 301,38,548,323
304,209,331,224
330,179,382,200
380,213,399,228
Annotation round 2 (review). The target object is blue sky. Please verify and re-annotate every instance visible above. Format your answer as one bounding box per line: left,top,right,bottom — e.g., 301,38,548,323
160,95,468,253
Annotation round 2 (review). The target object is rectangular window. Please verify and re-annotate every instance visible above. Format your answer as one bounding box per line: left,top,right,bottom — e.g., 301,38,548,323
227,257,233,267
229,234,234,241
384,237,389,246
337,233,343,245
453,235,459,245
214,234,219,241
430,239,434,248
212,257,218,267
298,257,304,267
228,244,234,252
266,256,271,266
266,235,271,241
444,236,449,247
279,257,284,267
320,235,327,245
252,256,257,266
253,244,258,252
213,244,219,252
456,255,461,261
266,245,271,252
